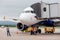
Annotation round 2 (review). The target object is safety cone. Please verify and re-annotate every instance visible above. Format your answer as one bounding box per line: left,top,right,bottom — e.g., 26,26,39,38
16,31,19,34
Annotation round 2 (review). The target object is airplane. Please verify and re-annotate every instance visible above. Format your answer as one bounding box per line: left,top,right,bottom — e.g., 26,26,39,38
12,7,60,31
12,2,60,33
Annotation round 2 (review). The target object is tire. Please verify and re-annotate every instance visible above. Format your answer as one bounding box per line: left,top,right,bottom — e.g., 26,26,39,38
30,31,34,35
38,29,41,34
51,31,54,33
45,32,48,33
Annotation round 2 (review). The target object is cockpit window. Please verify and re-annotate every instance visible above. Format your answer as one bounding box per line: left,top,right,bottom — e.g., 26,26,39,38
25,11,31,13
31,11,35,13
25,11,35,13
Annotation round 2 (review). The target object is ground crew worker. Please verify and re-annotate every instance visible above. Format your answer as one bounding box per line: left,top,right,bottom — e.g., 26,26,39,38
33,26,38,35
30,25,34,35
6,26,11,36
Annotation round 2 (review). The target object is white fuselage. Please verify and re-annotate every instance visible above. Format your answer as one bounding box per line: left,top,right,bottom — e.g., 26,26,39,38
19,13,39,26
18,7,40,26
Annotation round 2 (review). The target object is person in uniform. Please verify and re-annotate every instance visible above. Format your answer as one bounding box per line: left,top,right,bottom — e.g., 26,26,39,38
33,26,38,35
6,26,11,36
30,25,34,35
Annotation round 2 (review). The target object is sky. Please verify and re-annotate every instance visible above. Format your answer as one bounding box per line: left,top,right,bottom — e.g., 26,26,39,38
0,0,59,20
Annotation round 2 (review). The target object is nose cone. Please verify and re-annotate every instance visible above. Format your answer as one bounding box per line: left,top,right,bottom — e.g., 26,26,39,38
23,7,34,12
19,13,38,25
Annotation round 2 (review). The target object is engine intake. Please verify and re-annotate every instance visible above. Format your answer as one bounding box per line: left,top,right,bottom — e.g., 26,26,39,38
17,23,28,30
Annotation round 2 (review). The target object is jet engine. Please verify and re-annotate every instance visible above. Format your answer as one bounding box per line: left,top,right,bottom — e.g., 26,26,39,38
17,23,28,31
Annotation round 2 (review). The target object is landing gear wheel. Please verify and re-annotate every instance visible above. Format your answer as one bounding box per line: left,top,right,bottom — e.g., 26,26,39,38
38,29,41,34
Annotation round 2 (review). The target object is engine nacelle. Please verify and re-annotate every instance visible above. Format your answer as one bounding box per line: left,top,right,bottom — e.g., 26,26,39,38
17,23,28,31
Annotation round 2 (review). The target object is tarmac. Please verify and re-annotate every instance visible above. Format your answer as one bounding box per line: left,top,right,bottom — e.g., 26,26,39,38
0,27,60,40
